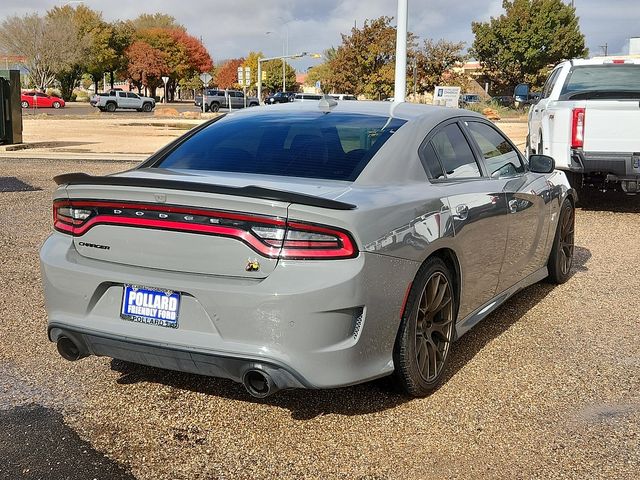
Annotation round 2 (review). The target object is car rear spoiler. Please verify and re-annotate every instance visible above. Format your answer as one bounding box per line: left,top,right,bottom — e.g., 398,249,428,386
53,172,357,211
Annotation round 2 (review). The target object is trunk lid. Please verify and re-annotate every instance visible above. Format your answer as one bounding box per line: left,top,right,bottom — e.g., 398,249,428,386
583,100,640,153
58,170,353,279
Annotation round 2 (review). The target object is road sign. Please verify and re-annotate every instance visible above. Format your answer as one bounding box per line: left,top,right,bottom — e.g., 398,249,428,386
432,86,461,108
237,67,244,86
315,80,321,91
162,76,169,85
199,72,212,84
244,67,251,86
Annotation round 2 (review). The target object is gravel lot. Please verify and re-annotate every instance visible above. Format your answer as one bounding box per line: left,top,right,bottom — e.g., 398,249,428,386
1,156,639,480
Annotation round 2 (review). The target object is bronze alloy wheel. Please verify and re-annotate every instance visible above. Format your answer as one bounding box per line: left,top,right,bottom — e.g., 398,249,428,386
414,271,454,383
559,202,575,276
393,257,457,396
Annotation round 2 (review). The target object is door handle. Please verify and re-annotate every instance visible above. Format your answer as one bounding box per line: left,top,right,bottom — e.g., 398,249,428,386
508,199,518,214
454,204,469,221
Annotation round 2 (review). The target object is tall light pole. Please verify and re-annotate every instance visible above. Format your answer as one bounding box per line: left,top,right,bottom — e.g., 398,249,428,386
266,25,290,92
258,52,309,104
394,0,408,104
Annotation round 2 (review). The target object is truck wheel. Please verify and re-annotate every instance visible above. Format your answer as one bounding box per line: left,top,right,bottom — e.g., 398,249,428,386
210,102,220,112
142,102,153,112
249,102,259,107
547,198,575,284
392,257,456,397
105,102,116,112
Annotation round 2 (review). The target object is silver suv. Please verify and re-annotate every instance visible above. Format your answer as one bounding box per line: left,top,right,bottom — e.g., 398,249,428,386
203,89,259,112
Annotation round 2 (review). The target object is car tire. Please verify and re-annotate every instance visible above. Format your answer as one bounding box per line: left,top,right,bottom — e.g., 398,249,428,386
249,102,258,107
210,102,220,112
547,198,575,284
21,101,29,108
142,102,153,112
392,257,456,397
105,102,116,112
52,101,61,109
97,107,105,112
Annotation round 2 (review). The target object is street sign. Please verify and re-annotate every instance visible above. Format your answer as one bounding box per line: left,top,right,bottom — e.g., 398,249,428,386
162,76,169,85
199,72,212,85
237,67,244,86
244,67,251,86
315,80,321,91
432,86,461,108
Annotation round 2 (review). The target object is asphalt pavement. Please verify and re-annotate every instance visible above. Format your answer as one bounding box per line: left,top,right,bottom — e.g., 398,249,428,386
20,101,204,117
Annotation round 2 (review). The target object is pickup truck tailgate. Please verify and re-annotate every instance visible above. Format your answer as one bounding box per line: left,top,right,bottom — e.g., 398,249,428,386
583,100,640,153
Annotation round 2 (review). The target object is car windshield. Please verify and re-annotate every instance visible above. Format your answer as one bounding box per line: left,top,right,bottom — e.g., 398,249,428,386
561,65,640,95
156,111,406,181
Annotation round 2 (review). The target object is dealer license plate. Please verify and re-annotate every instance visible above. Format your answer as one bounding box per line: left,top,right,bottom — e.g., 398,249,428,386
121,284,180,328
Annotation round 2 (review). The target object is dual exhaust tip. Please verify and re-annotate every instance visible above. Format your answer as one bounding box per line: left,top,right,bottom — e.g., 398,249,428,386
56,336,280,398
242,369,280,398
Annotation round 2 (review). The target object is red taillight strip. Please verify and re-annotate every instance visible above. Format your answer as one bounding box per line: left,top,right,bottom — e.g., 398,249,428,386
53,200,359,260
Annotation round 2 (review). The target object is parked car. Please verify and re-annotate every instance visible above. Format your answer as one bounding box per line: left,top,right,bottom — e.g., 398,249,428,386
491,96,515,107
194,93,203,107
526,57,640,194
42,102,576,399
293,93,322,101
204,89,259,112
329,94,357,101
459,94,482,107
90,90,155,112
266,92,296,104
21,91,65,109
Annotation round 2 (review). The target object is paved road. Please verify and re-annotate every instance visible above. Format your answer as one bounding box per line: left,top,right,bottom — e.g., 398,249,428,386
20,102,204,117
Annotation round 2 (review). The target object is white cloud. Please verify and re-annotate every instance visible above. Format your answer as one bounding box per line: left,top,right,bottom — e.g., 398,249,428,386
0,0,637,68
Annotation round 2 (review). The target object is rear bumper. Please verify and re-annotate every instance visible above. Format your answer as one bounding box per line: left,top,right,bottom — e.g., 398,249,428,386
48,324,306,390
571,149,640,179
40,233,418,389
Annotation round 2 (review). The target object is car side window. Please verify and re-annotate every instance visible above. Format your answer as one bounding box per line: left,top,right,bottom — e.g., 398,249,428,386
466,122,524,178
127,92,139,99
430,123,482,179
419,142,446,180
118,92,126,98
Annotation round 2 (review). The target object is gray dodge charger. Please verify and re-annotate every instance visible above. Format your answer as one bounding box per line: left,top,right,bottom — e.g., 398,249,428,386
41,100,576,398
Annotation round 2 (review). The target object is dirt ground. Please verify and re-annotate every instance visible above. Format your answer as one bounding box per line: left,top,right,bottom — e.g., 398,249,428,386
1,114,638,480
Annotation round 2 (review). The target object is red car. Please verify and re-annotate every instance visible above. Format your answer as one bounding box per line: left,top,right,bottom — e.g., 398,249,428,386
21,91,65,109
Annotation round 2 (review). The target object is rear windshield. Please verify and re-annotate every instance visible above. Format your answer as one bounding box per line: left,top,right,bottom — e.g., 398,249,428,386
156,112,406,181
561,65,640,96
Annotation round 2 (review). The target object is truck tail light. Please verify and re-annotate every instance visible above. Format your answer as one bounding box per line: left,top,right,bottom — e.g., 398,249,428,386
571,108,585,149
53,200,358,260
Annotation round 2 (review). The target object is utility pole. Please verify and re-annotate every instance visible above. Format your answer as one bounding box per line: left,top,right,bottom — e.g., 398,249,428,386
394,0,408,103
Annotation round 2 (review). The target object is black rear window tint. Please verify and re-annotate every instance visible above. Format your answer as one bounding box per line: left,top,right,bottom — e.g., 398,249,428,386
156,112,406,181
561,65,640,94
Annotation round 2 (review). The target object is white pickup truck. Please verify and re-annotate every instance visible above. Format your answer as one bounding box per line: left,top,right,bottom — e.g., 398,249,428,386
527,58,640,194
90,90,156,113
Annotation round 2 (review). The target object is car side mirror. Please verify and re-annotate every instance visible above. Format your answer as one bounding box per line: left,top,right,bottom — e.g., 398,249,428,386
528,154,555,174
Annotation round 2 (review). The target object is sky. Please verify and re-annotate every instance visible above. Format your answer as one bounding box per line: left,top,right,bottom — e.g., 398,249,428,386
1,0,639,71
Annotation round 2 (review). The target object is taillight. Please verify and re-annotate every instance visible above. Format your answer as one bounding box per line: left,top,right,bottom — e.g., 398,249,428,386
53,200,357,260
571,108,585,149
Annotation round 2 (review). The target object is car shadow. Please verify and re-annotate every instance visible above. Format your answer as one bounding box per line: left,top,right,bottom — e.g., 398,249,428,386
578,187,640,213
109,246,592,420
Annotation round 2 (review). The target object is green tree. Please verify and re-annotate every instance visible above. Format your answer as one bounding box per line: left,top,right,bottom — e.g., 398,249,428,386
305,62,334,92
129,13,184,31
46,5,92,100
261,59,296,93
471,0,587,91
416,39,467,92
328,16,416,99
